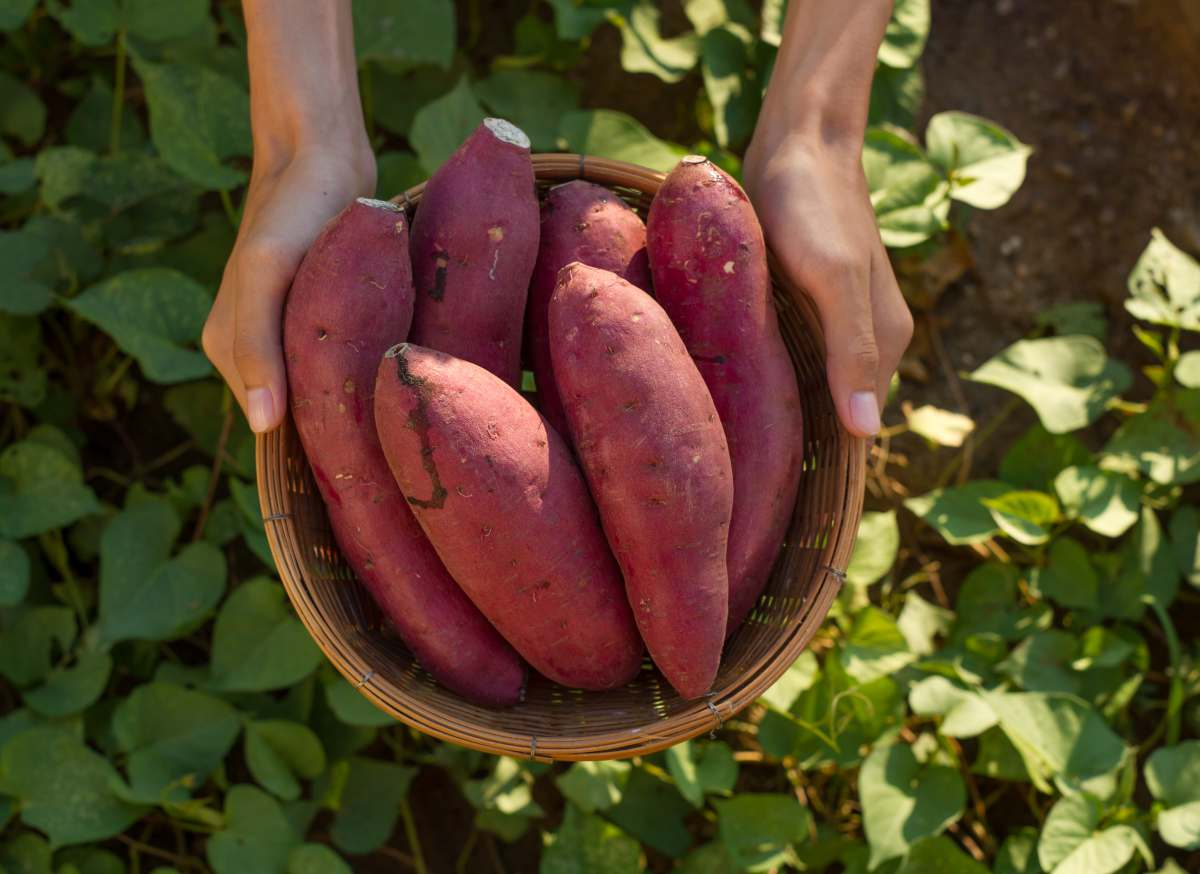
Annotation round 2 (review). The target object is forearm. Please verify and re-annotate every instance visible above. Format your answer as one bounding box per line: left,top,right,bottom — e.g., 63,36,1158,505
243,0,370,171
755,0,892,152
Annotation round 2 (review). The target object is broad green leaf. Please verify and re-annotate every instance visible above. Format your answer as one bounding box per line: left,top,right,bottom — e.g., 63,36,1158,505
375,150,426,200
245,721,326,802
323,676,395,727
463,757,543,825
1036,300,1108,341
1104,411,1200,485
1170,505,1200,587
473,71,579,152
1000,631,1079,695
0,540,30,606
869,62,925,130
23,651,112,718
0,315,46,408
287,843,352,874
877,0,930,68
0,728,145,846
207,785,300,874
559,110,686,173
1125,229,1200,331
863,127,950,248
1035,538,1099,610
1054,465,1140,538
606,765,694,858
112,682,241,802
758,649,819,711
700,26,758,148
209,578,324,692
842,606,914,682
982,490,1060,545
97,498,225,645
676,840,741,874
859,742,965,866
908,676,996,738
906,404,974,447
904,480,1010,545
967,336,1131,434
0,71,46,147
229,477,275,571
0,606,75,687
352,0,454,68
975,731,1033,783
1175,350,1200,387
125,0,209,41
555,760,630,813
541,804,642,874
547,0,611,40
0,0,35,30
847,510,899,586
1145,740,1200,847
1038,793,1145,874
895,837,988,874
0,832,51,874
163,381,254,478
329,758,417,854
133,58,250,190
0,437,100,539
926,111,1031,209
617,1,700,83
48,0,118,45
409,77,486,174
665,741,737,807
715,793,809,872
1110,507,1178,613
0,227,53,316
1000,424,1093,492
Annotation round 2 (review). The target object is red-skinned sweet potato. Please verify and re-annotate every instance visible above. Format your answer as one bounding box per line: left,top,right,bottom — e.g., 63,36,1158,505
525,180,651,436
373,343,644,690
549,263,732,699
409,118,539,387
284,197,526,708
646,156,804,636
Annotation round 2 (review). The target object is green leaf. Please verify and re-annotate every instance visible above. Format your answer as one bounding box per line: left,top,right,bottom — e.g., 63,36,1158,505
982,490,1060,545
229,477,276,571
1035,537,1099,610
1113,507,1179,612
1125,229,1200,331
163,381,254,478
967,336,1131,434
904,480,1010,545
48,0,118,45
1054,465,1140,538
714,793,809,872
908,677,997,738
559,110,686,173
408,77,486,175
0,315,47,408
973,730,1032,782
207,785,300,874
0,71,46,147
1000,631,1079,695
846,510,899,586
0,0,36,30
112,681,241,803
1104,411,1200,485
841,606,914,683
97,498,225,645
863,127,950,248
675,841,741,874
330,758,417,854
605,765,693,858
209,578,324,692
1144,741,1200,848
0,437,100,539
23,651,111,718
322,676,394,727
0,227,54,316
0,606,75,687
0,831,52,874
541,804,642,874
547,0,611,40
133,58,250,190
1038,794,1145,874
665,741,737,808
463,757,544,825
759,0,785,45
905,404,975,447
700,27,758,149
1000,424,1093,492
1170,505,1200,587
859,742,964,866
0,728,145,847
926,112,1031,209
287,844,352,874
473,71,579,152
245,721,326,802
682,0,756,35
869,62,925,130
616,1,700,83
758,650,819,711
895,837,988,874
126,0,209,42
0,540,30,606
953,562,1049,642
555,760,630,813
1036,300,1108,341
352,0,455,68
877,0,930,68
897,592,953,656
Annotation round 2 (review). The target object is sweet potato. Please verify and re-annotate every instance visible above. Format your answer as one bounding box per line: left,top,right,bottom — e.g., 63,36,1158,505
284,197,526,708
646,156,804,636
526,180,651,436
409,118,539,387
549,263,732,699
373,343,643,690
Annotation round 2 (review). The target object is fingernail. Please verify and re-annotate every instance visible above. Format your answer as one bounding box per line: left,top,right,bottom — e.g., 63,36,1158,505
247,387,276,433
849,391,881,436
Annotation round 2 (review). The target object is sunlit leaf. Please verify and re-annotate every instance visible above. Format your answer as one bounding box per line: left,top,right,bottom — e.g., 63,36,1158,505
906,404,974,447
473,71,579,152
1125,229,1200,331
1054,465,1140,538
926,111,1031,209
542,804,642,874
877,0,930,68
556,760,630,813
559,109,686,172
846,510,899,586
409,77,486,174
863,127,950,248
617,1,700,83
859,742,964,867
982,490,1059,545
904,480,1010,545
1104,411,1200,485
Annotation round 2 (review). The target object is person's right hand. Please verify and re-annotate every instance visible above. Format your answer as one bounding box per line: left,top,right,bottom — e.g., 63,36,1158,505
202,146,375,434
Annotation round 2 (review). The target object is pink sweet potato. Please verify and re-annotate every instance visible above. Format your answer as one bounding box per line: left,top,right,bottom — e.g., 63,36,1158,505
373,343,643,690
409,118,539,387
549,263,732,699
646,156,804,636
284,197,526,708
526,180,651,436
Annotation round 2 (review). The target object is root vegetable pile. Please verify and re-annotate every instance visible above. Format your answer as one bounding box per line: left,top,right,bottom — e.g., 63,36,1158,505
283,120,805,705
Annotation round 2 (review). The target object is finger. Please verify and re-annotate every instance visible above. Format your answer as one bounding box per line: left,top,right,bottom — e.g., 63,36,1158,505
869,239,914,406
231,237,296,432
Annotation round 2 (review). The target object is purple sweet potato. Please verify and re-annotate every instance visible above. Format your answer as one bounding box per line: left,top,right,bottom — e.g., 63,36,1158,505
549,263,732,699
646,156,804,636
284,197,526,708
373,343,643,690
526,180,651,436
409,118,539,387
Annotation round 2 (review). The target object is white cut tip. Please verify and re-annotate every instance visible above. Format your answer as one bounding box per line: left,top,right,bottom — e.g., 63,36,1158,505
484,117,531,149
681,154,709,165
356,197,404,212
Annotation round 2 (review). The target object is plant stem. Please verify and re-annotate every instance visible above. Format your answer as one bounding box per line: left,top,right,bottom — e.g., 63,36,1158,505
110,28,127,154
398,798,428,874
455,829,479,874
192,393,234,542
1150,600,1184,746
219,188,239,229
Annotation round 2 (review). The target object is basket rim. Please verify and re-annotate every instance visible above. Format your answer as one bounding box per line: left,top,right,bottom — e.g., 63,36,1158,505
256,152,867,761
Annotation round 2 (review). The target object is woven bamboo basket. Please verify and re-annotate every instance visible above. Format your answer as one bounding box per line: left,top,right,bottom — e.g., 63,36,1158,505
256,153,866,762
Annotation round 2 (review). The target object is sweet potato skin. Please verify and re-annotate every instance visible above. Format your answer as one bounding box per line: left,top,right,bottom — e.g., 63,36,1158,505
409,119,539,387
646,156,804,635
549,263,732,699
284,198,526,708
373,343,644,690
526,180,651,436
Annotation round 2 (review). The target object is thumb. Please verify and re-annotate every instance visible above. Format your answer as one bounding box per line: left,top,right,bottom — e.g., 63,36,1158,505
231,239,294,433
820,271,882,439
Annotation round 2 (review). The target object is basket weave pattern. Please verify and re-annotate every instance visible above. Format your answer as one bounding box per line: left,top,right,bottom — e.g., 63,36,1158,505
256,154,866,761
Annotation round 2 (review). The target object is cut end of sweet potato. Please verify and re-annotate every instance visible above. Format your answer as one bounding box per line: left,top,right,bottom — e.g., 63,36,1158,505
681,154,709,165
483,117,531,150
355,197,405,213
383,342,409,359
